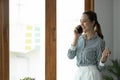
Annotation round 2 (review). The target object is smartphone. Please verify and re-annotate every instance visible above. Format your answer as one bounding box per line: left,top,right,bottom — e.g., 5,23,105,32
77,25,83,33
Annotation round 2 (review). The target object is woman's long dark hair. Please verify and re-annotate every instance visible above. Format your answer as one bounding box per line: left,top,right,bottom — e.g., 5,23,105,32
83,10,104,39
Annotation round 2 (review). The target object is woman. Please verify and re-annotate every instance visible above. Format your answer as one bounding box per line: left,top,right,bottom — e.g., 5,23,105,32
67,11,110,80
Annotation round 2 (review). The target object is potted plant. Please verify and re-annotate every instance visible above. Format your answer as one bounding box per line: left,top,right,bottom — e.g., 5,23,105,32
103,59,120,80
20,77,35,80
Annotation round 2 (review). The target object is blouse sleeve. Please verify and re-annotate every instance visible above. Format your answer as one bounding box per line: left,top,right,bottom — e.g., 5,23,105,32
67,45,77,59
97,39,105,71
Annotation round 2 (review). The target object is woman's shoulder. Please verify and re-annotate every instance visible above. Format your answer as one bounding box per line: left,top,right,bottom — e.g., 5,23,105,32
98,36,105,43
96,35,105,48
94,33,105,47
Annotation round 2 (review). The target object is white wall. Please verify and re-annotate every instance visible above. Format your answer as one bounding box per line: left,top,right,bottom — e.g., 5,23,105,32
95,0,120,59
113,0,120,59
94,0,114,59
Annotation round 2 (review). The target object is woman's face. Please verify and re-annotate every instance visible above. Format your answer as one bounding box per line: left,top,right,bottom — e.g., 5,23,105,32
80,14,94,33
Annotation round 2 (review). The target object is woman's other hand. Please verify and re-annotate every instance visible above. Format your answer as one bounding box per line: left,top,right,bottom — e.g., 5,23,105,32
101,48,111,63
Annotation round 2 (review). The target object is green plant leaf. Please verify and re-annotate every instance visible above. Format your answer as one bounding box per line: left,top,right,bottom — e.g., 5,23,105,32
104,59,120,80
103,76,113,80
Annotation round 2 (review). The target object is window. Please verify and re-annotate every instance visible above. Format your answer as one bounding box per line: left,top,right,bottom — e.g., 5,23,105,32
0,0,94,80
57,0,84,80
9,0,45,80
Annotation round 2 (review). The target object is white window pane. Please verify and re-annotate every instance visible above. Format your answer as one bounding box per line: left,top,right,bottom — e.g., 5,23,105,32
9,0,45,80
57,0,84,80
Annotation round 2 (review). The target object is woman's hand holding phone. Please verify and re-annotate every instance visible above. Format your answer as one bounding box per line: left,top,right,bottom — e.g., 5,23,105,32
72,25,83,46
76,25,83,34
71,25,83,46
74,25,83,38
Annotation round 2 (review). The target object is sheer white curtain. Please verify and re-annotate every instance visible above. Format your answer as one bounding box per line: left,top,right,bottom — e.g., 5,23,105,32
57,0,84,80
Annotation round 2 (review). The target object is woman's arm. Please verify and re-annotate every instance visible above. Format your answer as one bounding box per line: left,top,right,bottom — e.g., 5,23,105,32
67,26,82,59
97,39,111,71
97,40,105,71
